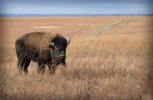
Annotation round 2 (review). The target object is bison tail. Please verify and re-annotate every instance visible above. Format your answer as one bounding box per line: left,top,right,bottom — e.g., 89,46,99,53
15,39,26,58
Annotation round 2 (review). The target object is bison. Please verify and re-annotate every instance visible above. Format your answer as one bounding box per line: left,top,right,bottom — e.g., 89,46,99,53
15,32,71,74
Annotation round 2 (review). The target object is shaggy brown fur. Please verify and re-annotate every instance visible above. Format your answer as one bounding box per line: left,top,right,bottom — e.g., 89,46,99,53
18,32,60,53
15,31,68,74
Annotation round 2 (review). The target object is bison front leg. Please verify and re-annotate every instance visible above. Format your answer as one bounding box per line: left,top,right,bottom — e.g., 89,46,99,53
47,64,57,74
38,63,45,75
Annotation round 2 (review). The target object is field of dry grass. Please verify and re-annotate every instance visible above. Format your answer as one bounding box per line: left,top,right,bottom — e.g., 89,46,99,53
0,16,153,100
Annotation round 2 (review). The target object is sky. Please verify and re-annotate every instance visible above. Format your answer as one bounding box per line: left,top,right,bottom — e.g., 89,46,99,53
0,0,153,15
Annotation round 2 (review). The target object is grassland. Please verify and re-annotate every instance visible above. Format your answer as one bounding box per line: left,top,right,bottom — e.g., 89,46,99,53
0,16,153,100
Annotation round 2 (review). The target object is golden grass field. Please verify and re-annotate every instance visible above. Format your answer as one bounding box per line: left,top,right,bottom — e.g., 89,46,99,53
0,16,153,100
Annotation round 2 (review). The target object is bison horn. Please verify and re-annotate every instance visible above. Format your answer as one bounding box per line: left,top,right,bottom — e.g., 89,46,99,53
67,37,71,45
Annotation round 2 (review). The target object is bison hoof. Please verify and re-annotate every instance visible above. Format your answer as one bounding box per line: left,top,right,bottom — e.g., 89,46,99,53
49,71,54,74
49,70,55,74
24,70,28,75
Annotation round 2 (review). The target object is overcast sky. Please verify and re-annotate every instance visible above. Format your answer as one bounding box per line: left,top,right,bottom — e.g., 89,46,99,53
0,0,153,15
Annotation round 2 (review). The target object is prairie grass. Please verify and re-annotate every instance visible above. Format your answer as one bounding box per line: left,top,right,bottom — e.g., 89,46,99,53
0,16,153,100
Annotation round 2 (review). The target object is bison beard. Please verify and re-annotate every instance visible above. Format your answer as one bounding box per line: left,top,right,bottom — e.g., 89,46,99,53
15,32,70,75
47,52,66,74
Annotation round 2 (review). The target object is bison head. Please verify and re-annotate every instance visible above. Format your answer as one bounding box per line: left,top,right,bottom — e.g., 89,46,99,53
48,36,71,66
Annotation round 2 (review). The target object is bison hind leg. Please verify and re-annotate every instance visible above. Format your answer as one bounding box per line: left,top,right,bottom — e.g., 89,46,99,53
23,59,31,74
17,61,22,74
18,56,31,74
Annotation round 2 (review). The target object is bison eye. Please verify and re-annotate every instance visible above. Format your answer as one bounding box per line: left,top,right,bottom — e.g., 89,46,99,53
48,42,55,49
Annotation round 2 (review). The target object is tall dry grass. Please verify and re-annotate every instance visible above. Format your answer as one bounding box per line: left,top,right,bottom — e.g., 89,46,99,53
0,16,153,100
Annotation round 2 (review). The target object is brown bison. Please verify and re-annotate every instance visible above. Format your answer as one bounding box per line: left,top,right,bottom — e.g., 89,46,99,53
15,32,71,74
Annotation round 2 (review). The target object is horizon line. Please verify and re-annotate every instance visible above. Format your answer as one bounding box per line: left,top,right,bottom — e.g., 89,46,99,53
0,13,153,17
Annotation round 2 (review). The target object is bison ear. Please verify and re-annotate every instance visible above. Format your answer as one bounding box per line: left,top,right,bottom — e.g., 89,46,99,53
48,42,55,49
67,37,71,46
